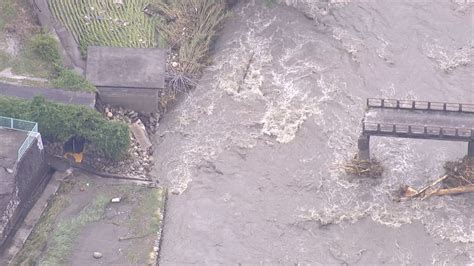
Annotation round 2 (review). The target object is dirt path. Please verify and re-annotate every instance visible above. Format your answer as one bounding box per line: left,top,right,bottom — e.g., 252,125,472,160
152,1,473,264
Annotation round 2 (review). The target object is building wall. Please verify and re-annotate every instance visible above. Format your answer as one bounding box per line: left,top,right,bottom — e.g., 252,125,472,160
97,87,160,113
0,137,50,248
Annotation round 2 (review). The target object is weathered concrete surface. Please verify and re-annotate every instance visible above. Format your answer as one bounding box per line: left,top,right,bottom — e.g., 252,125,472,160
96,86,159,113
0,129,49,248
0,82,95,108
0,129,26,199
86,46,166,89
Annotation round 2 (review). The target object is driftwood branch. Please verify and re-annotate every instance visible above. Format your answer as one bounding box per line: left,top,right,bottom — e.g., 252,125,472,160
412,175,448,197
426,185,474,197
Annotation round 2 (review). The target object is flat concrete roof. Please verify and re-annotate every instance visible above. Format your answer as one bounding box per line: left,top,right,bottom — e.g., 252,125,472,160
86,46,166,89
0,82,95,108
0,129,26,210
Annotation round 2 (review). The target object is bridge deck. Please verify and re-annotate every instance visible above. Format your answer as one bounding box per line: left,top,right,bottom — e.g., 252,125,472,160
362,99,474,141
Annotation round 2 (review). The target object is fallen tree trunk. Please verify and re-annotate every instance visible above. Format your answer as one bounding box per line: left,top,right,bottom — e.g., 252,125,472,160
428,185,474,197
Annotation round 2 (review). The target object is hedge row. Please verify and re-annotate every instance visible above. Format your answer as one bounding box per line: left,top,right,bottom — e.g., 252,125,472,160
0,96,129,160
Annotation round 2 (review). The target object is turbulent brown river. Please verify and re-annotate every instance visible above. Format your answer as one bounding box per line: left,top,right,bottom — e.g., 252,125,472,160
151,1,473,264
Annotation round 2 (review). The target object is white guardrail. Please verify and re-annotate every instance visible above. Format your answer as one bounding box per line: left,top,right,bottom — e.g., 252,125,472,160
0,116,40,162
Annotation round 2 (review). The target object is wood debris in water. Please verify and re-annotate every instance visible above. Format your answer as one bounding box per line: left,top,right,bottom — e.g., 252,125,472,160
400,156,474,200
344,155,384,178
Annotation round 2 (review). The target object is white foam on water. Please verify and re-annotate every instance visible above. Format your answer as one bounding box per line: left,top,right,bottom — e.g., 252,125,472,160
423,40,472,72
161,1,473,249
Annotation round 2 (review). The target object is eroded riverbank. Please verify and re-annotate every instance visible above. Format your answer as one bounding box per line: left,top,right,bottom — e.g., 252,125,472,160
152,1,473,264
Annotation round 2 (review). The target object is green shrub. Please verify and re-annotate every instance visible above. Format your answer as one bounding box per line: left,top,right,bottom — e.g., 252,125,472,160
0,96,130,160
29,34,61,63
0,0,16,31
52,67,96,92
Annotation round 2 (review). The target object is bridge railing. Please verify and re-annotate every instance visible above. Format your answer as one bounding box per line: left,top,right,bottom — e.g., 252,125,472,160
363,121,474,140
367,98,474,113
0,116,39,162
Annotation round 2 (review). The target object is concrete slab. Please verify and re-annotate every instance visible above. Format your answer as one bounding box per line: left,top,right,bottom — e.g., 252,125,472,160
11,172,166,265
86,46,166,89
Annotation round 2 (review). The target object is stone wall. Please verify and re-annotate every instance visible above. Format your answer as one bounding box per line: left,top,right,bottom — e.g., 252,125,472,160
0,137,50,248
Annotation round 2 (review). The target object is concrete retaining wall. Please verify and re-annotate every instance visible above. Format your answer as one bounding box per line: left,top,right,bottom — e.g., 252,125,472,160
0,82,96,108
0,137,50,248
98,87,160,113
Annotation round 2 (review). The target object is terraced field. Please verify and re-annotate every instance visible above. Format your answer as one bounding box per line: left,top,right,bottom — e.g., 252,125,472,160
48,0,157,55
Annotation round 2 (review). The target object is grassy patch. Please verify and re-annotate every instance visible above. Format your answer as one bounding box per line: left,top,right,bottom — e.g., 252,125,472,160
11,180,75,266
130,187,165,236
265,0,277,6
48,0,157,56
0,0,16,31
29,33,61,62
41,194,109,265
52,67,96,92
0,50,11,70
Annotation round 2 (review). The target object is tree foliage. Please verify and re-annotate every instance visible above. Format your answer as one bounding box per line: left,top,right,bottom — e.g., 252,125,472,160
0,96,129,160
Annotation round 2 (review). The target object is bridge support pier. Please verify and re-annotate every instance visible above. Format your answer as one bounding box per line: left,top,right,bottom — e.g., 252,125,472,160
469,141,474,157
358,135,370,161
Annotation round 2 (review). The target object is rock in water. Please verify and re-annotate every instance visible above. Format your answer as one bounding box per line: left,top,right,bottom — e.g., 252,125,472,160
93,252,103,259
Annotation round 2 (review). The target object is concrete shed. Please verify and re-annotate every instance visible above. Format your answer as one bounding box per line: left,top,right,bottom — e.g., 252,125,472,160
86,46,166,113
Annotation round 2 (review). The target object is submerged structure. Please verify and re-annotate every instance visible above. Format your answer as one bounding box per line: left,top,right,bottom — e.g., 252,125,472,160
86,46,166,113
0,117,49,248
358,98,474,160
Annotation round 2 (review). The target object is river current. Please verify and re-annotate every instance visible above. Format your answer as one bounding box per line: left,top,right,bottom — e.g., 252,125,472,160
152,1,473,264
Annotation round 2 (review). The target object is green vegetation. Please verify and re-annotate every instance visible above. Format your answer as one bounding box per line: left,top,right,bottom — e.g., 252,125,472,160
29,33,96,92
0,96,130,160
42,195,109,265
11,180,75,266
152,0,228,75
52,67,96,92
265,0,277,6
29,33,61,62
0,0,58,84
130,186,165,236
0,0,16,31
48,0,157,56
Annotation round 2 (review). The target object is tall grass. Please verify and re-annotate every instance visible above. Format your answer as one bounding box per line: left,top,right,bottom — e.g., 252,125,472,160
152,0,228,75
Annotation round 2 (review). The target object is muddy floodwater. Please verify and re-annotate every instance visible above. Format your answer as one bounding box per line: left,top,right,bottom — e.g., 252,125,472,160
152,1,473,264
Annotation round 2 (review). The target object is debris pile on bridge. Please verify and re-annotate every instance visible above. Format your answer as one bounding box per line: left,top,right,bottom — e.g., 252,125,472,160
344,155,384,178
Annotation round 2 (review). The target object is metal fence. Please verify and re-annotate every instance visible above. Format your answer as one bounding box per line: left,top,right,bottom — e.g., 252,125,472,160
0,116,39,162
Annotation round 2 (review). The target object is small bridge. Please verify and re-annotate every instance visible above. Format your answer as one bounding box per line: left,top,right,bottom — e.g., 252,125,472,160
358,98,474,160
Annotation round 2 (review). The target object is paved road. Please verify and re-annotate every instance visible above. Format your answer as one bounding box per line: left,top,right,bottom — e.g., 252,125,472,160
0,82,95,107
